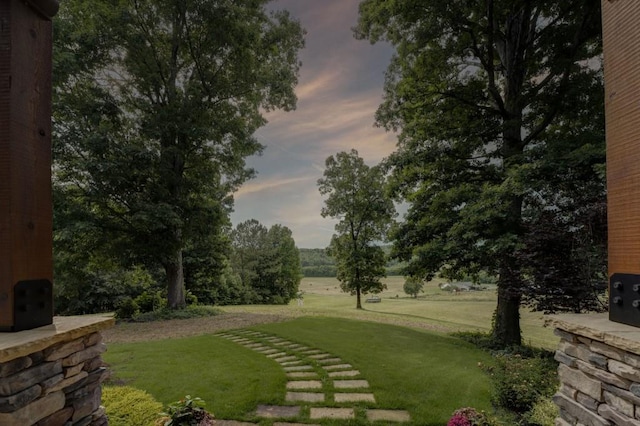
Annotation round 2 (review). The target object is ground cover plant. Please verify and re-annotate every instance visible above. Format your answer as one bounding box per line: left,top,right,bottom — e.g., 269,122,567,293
102,386,163,426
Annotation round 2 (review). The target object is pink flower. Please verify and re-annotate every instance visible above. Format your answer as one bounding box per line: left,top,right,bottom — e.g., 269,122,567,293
447,413,472,426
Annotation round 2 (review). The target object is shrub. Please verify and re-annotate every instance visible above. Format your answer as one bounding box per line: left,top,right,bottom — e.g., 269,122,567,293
486,353,558,413
185,290,198,306
522,397,558,426
158,395,214,426
447,407,494,426
135,291,166,313
452,331,499,351
115,297,140,320
132,305,221,322
102,385,163,426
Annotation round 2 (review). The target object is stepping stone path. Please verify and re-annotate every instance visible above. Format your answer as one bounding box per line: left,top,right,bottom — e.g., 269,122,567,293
215,329,411,424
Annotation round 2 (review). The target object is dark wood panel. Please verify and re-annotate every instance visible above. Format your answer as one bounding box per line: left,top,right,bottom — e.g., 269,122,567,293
0,0,53,330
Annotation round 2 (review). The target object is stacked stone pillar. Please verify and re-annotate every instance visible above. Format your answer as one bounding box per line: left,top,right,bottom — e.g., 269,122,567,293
0,316,113,425
553,314,640,425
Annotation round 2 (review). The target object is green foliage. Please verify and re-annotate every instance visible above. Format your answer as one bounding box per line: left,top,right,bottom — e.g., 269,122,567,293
448,407,496,426
355,0,604,346
131,306,221,323
134,291,166,313
455,331,559,421
318,150,396,308
485,353,558,415
159,395,214,426
102,386,163,426
53,0,305,310
403,276,424,298
299,248,337,277
452,332,502,352
230,220,301,304
115,297,140,320
521,397,558,426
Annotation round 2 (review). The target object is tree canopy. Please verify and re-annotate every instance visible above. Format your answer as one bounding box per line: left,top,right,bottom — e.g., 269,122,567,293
318,150,396,309
356,0,604,345
53,0,305,309
230,220,302,304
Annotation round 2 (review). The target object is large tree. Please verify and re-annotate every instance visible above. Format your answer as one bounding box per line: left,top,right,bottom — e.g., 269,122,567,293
318,150,396,309
230,220,302,304
356,0,603,345
53,0,304,309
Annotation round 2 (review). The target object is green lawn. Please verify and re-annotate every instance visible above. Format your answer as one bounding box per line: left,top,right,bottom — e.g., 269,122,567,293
104,335,285,420
104,317,495,425
255,317,495,424
222,276,559,350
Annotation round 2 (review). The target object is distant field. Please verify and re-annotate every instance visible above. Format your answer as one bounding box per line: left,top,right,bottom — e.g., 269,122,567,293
222,276,559,350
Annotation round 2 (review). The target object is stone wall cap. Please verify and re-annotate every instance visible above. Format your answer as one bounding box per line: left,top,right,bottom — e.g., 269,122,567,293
0,316,114,363
549,313,640,356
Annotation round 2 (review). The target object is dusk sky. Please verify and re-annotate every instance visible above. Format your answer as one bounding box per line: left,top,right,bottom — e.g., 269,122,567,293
230,0,397,248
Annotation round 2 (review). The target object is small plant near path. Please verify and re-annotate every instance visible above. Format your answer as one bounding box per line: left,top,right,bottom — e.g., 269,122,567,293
158,395,214,426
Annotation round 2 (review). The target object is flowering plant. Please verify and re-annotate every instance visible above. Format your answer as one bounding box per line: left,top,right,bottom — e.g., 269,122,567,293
447,407,491,426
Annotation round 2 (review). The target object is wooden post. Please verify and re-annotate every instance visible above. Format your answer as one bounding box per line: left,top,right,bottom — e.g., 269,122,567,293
603,1,640,326
0,0,58,331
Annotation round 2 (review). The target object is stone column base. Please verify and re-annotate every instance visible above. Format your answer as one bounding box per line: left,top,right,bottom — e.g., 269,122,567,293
550,313,640,426
0,315,115,425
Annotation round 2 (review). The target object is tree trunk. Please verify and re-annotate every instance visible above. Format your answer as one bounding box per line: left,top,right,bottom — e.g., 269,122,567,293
356,285,362,309
165,247,186,310
492,279,522,346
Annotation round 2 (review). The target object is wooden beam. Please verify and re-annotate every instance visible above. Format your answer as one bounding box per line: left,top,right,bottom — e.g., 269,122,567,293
0,0,55,331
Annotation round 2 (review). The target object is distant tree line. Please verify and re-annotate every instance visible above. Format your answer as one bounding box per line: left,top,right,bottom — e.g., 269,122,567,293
300,248,405,278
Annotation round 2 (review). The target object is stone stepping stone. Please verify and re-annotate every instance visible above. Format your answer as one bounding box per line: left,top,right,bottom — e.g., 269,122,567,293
274,356,297,363
286,392,325,403
286,380,322,390
366,409,411,423
249,346,269,352
243,343,264,348
334,379,369,389
300,349,322,355
286,344,305,349
266,352,287,358
334,393,376,403
283,365,313,372
309,407,355,420
230,338,251,343
255,405,301,419
316,357,342,365
287,372,318,378
322,364,352,371
257,348,279,354
265,337,285,342
272,341,293,346
328,370,360,378
308,353,331,360
280,361,303,367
